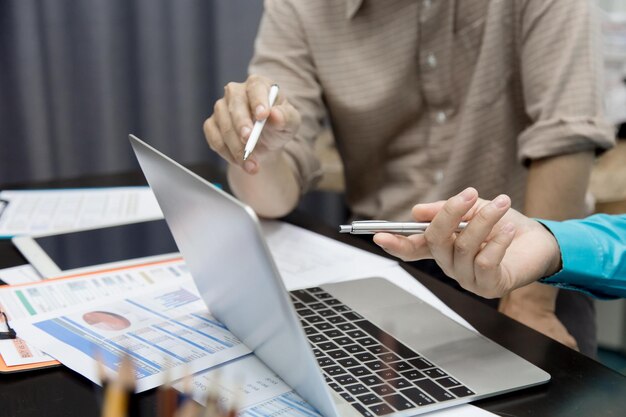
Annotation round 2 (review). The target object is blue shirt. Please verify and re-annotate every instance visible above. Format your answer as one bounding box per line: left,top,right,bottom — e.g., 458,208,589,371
538,214,626,299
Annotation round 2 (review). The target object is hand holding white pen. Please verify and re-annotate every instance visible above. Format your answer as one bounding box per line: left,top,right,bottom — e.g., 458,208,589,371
203,75,301,175
243,84,280,161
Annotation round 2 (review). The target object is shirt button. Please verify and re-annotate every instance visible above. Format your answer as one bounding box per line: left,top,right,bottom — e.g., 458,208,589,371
426,53,437,68
434,170,444,183
435,111,447,123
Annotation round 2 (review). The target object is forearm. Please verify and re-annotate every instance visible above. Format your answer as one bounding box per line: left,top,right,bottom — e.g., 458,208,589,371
523,151,594,220
501,151,595,334
228,150,301,218
516,150,595,297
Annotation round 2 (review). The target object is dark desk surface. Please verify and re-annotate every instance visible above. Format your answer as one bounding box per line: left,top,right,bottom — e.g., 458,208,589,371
1,166,625,417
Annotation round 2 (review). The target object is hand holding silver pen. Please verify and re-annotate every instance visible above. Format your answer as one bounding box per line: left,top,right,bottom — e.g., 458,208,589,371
339,220,468,234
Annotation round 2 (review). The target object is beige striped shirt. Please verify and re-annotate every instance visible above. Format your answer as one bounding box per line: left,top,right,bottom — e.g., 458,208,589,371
249,0,615,220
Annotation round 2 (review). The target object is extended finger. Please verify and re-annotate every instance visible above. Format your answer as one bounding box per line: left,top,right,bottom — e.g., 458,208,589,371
214,99,246,167
424,187,478,272
203,117,237,166
452,194,511,284
413,198,491,224
373,233,429,262
246,76,273,121
224,82,254,144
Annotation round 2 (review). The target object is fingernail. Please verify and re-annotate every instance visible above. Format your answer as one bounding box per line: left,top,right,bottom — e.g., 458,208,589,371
459,188,475,202
255,105,265,119
244,160,256,173
241,126,251,138
493,195,508,208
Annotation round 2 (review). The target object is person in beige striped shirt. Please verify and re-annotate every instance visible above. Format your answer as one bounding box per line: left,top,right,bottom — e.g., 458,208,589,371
203,0,615,356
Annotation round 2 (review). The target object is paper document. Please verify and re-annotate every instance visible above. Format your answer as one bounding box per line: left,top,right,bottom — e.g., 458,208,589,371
174,353,322,416
240,391,323,417
0,258,187,321
13,277,251,392
261,220,396,287
0,264,42,285
0,259,187,368
0,187,163,237
173,354,292,409
0,337,53,367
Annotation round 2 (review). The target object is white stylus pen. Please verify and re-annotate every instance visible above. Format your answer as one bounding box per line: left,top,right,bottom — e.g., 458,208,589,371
243,84,280,161
339,220,469,234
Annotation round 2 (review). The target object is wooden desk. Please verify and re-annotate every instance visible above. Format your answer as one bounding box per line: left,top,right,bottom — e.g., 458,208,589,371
0,166,625,417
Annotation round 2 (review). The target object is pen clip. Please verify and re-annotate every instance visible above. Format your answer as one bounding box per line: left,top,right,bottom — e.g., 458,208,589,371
352,220,388,224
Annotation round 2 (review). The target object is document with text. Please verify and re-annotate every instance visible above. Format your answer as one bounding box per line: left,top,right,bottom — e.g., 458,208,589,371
261,220,397,288
0,259,187,369
0,264,42,286
12,278,251,392
0,186,163,237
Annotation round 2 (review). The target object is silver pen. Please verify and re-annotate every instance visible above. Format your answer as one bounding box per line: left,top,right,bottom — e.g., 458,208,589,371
339,220,468,234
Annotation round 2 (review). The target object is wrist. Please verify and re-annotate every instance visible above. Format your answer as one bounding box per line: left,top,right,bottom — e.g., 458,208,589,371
256,147,286,166
500,283,558,313
534,220,563,278
545,231,563,278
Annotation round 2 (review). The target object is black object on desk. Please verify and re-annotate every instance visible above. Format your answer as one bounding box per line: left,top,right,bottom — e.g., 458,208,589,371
0,165,626,417
0,312,16,340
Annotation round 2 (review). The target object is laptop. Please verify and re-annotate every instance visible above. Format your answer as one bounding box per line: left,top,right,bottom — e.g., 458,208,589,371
129,135,550,417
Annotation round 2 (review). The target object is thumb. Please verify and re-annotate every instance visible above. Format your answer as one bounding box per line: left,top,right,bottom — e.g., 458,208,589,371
373,233,431,262
268,101,300,134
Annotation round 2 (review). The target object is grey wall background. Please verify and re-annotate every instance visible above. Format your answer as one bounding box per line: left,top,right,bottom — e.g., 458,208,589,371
0,0,264,185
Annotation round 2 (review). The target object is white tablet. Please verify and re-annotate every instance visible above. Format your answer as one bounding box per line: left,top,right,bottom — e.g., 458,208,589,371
12,219,180,278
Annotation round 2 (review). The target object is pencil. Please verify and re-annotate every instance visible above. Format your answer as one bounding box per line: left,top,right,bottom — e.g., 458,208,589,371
101,355,135,417
158,368,179,417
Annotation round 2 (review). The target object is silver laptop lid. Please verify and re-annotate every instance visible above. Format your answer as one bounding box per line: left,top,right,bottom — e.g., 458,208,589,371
129,135,339,417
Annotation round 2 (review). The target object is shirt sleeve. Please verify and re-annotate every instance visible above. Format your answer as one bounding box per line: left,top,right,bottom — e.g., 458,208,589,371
537,214,626,299
516,0,615,165
248,0,324,194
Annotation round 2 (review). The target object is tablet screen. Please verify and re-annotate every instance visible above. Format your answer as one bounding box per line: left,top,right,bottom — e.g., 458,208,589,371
34,219,179,271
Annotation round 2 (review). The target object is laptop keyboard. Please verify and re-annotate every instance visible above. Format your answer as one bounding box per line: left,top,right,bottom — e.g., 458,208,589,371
290,287,475,416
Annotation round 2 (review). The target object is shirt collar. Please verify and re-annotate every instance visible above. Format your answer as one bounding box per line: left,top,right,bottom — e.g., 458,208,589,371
346,0,364,19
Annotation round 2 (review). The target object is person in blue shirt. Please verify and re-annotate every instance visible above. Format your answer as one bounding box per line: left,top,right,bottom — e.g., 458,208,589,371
373,187,626,299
